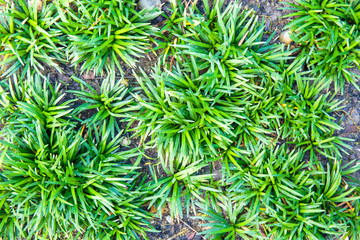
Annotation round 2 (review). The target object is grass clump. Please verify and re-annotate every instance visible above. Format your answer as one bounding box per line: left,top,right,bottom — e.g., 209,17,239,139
196,144,360,239
0,75,155,240
159,0,293,83
63,0,160,76
195,196,259,239
0,123,153,240
133,0,352,198
283,0,360,93
133,2,297,168
145,160,219,219
277,75,352,159
133,62,250,168
0,0,66,78
70,76,139,137
132,0,307,170
0,74,74,134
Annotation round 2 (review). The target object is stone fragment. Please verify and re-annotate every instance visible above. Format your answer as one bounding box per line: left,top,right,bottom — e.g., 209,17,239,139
138,0,161,10
121,137,131,146
165,215,173,224
81,71,95,80
279,30,293,46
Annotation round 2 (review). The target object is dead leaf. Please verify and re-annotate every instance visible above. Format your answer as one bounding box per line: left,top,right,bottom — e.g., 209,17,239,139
122,78,129,86
82,71,95,80
150,205,157,214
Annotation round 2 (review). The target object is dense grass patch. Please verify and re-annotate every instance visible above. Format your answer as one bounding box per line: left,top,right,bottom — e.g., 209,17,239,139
63,0,160,75
0,0,66,77
0,0,360,239
283,0,360,94
0,76,154,240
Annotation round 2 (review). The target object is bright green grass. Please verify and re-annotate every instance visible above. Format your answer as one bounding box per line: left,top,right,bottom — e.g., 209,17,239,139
0,0,360,239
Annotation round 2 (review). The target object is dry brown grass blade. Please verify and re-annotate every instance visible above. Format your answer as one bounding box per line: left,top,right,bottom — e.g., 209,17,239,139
238,30,249,46
178,218,206,240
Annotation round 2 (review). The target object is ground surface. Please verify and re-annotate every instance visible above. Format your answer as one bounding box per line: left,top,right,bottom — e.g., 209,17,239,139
3,0,360,239
51,0,360,239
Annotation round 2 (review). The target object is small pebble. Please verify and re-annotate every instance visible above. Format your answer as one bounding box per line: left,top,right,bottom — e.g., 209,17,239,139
121,137,131,146
82,70,95,80
138,0,161,10
165,216,173,225
279,30,293,46
121,78,129,87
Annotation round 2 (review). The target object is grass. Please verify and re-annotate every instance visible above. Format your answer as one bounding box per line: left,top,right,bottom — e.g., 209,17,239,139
132,2,351,169
0,75,154,240
132,61,250,169
224,145,360,239
62,0,160,76
0,0,66,78
70,76,139,137
277,73,353,161
159,0,294,81
0,74,74,134
145,160,217,219
0,0,360,239
195,196,259,239
132,0,298,169
282,0,360,94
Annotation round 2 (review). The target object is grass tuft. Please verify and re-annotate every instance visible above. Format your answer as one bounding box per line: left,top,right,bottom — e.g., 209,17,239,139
0,0,66,78
0,75,154,240
70,76,139,137
63,0,160,76
282,0,360,94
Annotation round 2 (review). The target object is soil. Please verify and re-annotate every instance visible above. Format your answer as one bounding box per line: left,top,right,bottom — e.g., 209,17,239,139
1,0,359,239
334,69,360,183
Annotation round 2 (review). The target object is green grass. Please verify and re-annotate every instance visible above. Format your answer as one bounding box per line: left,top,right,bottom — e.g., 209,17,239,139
0,75,155,240
70,76,139,137
158,0,294,81
132,1,350,169
145,160,219,219
282,0,360,94
0,0,360,239
132,0,298,169
132,61,252,169
277,73,353,161
0,74,74,134
197,145,360,239
195,196,259,239
62,0,160,76
0,0,66,78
